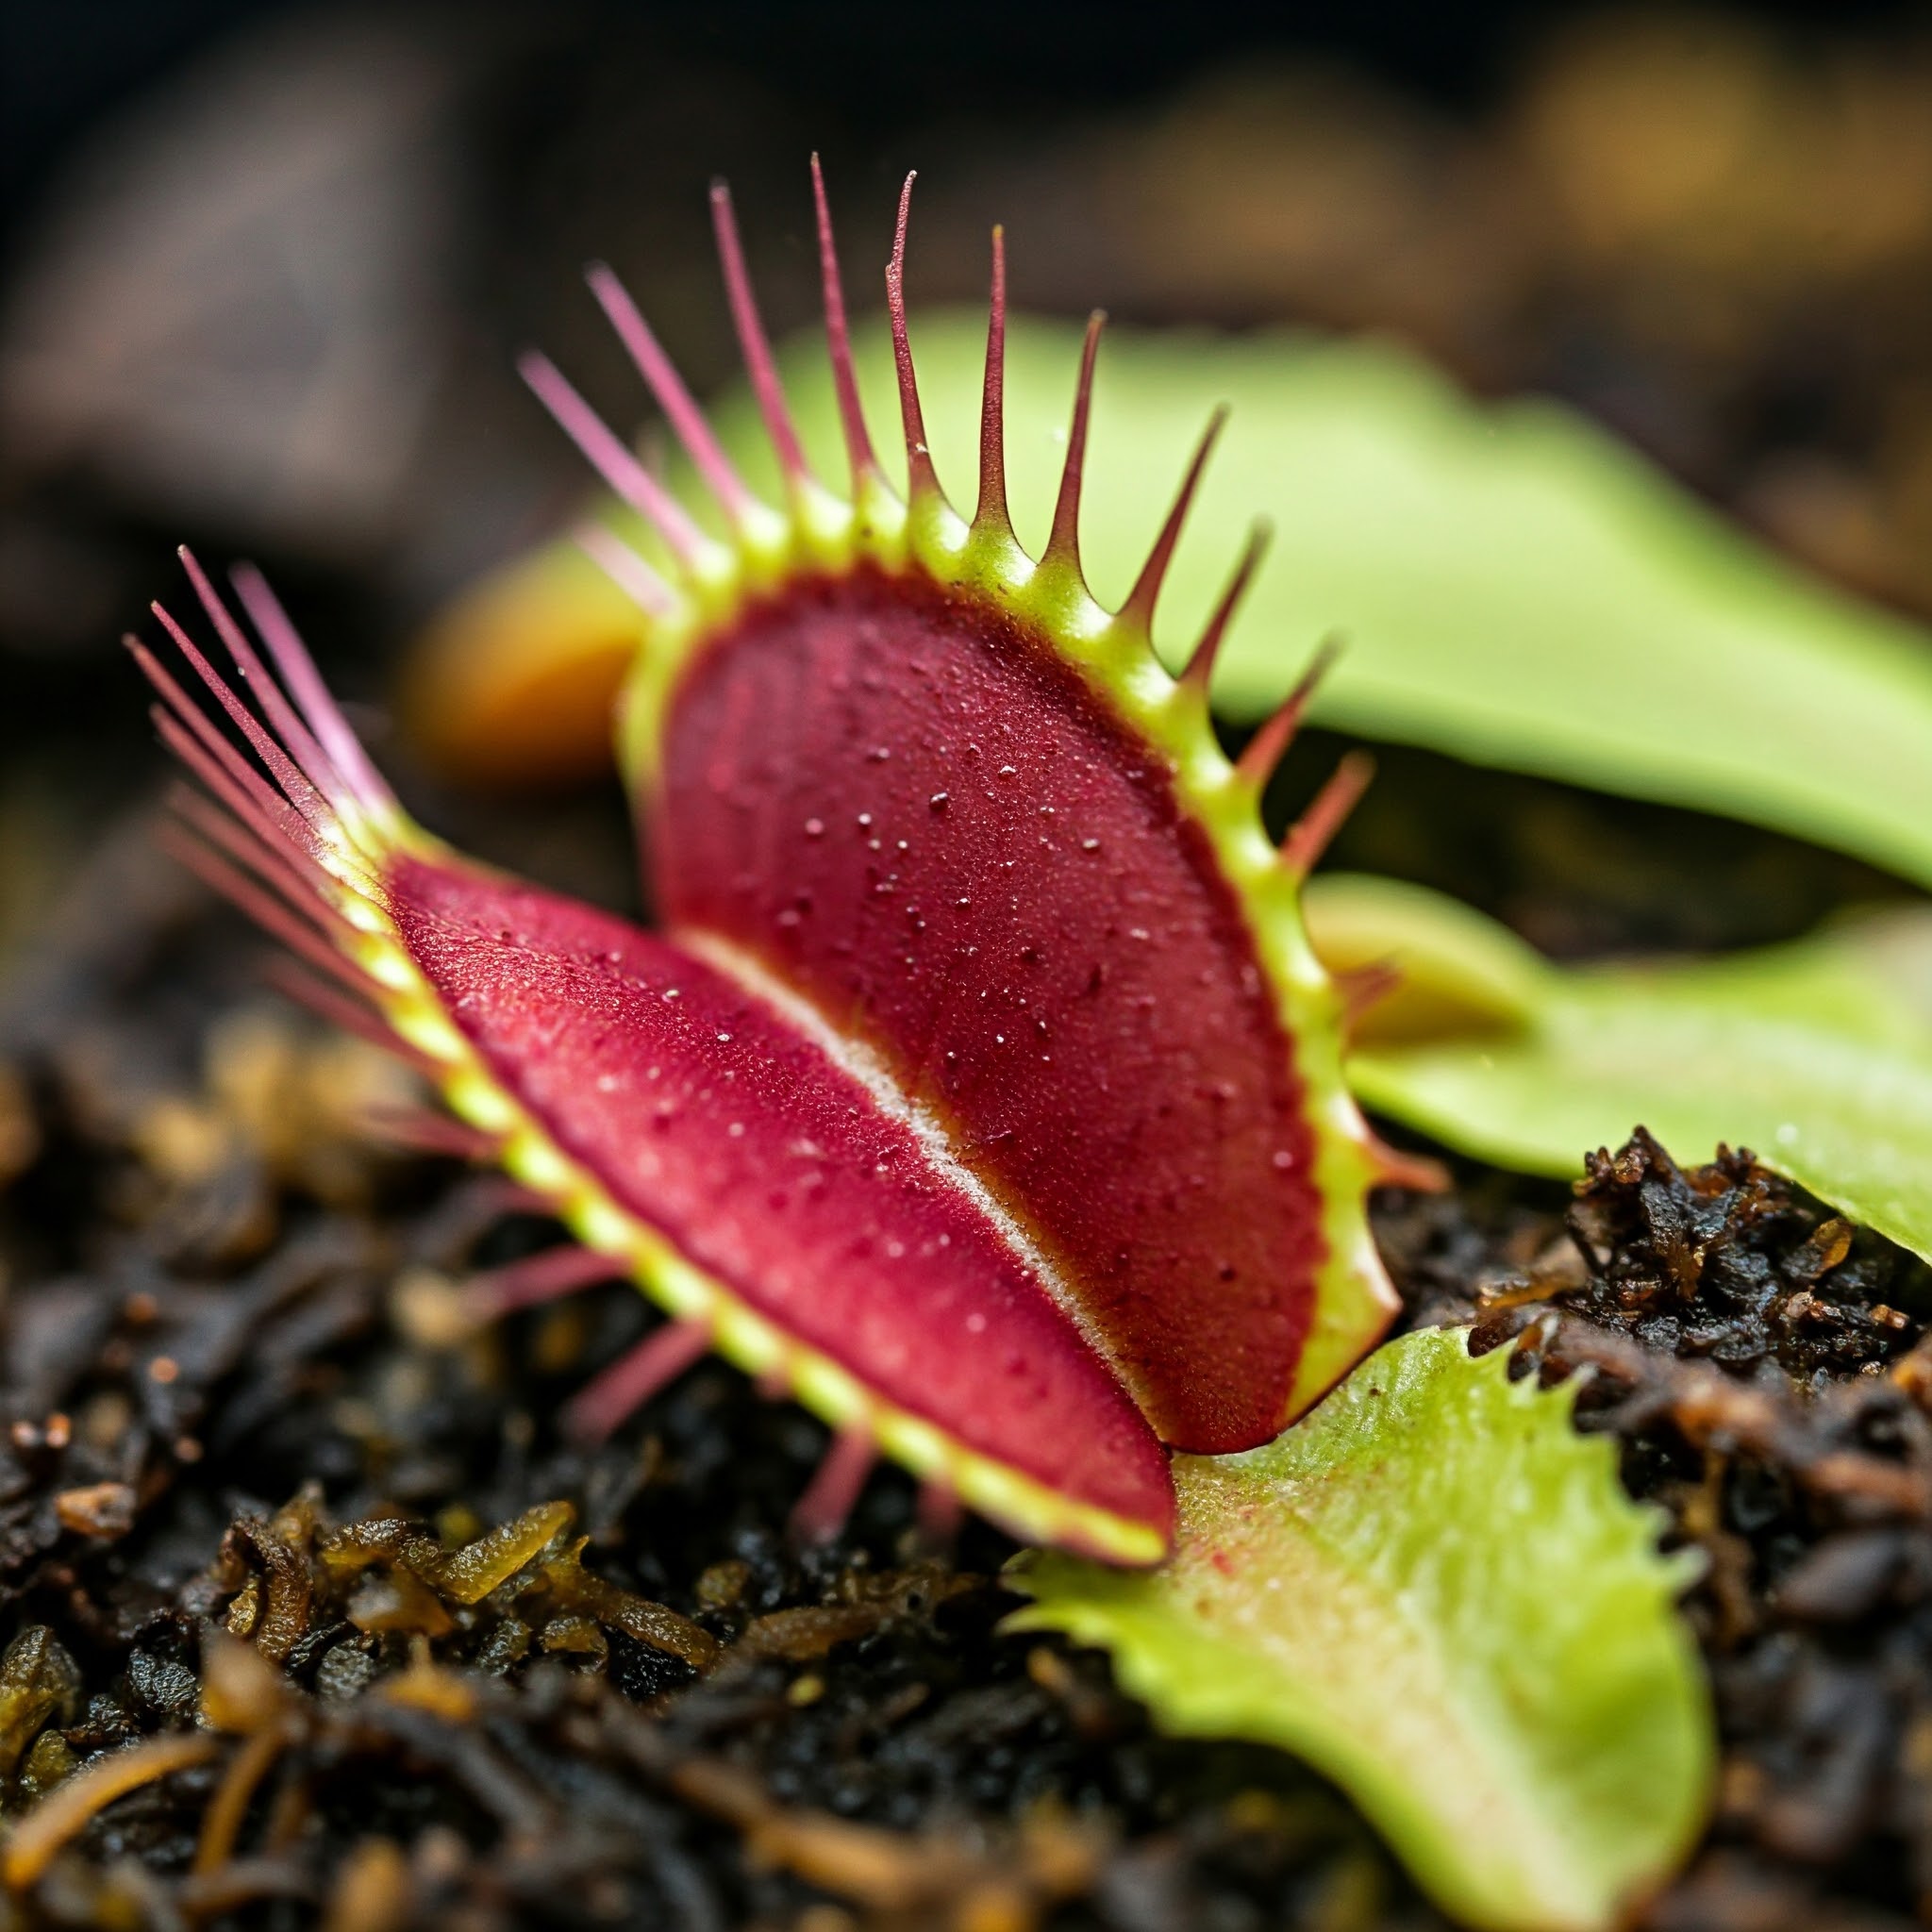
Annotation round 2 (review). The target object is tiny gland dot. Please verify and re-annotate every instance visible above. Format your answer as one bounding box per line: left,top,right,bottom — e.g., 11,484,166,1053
804,817,825,837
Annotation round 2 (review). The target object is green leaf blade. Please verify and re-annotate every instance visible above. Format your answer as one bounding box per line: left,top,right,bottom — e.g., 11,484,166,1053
1009,1327,1714,1932
1309,874,1932,1259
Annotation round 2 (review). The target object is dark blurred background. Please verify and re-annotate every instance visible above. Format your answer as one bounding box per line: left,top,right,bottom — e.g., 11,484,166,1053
8,0,1932,958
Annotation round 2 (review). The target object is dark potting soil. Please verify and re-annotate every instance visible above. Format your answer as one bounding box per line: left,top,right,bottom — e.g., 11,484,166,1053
0,809,1926,1932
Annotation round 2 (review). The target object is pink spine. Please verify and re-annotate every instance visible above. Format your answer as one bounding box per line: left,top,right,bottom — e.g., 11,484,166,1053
789,1428,878,1544
885,174,942,503
1121,408,1229,635
519,351,712,572
1183,521,1273,693
229,565,396,817
587,262,758,525
1280,751,1374,876
810,155,877,486
1044,312,1106,573
178,549,349,811
150,603,332,835
563,1321,714,1441
709,180,809,483
973,226,1011,540
1235,635,1342,785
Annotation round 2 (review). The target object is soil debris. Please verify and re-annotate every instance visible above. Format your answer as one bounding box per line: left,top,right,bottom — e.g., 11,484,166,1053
1380,1129,1932,1927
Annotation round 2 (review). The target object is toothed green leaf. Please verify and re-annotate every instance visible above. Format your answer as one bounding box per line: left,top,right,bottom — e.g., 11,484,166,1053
1308,872,1932,1259
721,315,1932,890
1007,1326,1713,1932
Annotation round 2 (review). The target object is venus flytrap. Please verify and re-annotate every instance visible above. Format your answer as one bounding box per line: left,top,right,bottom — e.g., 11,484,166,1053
126,166,1720,1931
131,169,1408,1564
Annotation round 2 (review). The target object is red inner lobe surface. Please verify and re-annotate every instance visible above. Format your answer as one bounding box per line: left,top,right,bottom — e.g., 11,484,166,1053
649,565,1326,1455
386,854,1173,1543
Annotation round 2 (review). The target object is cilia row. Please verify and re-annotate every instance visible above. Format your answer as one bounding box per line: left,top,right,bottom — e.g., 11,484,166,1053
131,163,1414,1565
